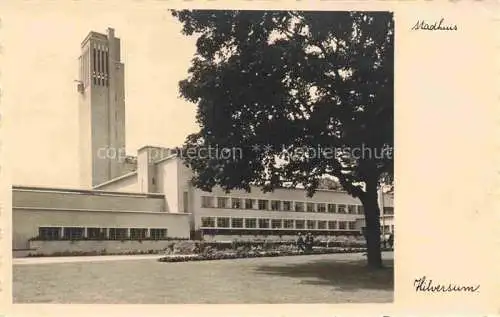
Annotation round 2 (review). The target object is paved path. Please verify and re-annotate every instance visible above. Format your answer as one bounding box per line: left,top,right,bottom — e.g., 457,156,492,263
14,252,393,304
13,254,196,265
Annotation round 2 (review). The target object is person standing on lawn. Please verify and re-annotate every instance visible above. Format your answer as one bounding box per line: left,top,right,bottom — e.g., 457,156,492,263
388,232,394,250
305,232,314,253
296,232,305,252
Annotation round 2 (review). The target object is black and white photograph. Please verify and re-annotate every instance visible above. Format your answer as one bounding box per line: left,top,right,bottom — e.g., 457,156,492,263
9,5,395,304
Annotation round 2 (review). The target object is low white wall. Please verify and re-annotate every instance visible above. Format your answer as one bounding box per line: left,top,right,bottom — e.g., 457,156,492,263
28,240,177,256
13,208,191,250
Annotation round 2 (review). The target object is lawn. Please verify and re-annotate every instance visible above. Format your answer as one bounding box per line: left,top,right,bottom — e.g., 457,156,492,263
13,252,394,304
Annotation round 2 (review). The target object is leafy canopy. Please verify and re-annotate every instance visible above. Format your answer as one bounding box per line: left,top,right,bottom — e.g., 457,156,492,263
172,10,394,200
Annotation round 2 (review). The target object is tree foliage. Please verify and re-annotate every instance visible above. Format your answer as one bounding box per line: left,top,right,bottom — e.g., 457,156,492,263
172,10,394,267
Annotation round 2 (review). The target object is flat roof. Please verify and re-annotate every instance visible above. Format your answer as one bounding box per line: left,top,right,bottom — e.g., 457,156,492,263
12,185,164,199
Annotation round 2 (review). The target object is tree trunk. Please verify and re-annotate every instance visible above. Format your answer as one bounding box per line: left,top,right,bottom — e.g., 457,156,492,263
362,177,383,268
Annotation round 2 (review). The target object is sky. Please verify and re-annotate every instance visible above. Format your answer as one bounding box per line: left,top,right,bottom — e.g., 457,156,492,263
2,2,199,187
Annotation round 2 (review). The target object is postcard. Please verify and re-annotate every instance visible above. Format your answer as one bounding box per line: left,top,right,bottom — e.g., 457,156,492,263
0,0,498,316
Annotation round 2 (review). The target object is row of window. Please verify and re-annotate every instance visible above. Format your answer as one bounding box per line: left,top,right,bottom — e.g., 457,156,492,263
201,217,358,230
37,227,168,241
201,196,368,214
361,225,395,234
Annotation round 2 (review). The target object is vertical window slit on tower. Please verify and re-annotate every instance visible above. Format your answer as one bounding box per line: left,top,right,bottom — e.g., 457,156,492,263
97,48,100,73
100,50,104,73
101,49,105,86
85,50,89,87
93,48,96,72
98,48,102,86
92,47,97,86
105,51,109,74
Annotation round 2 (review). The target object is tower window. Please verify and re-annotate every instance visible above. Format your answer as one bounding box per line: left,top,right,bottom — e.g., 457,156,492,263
97,49,101,74
93,48,97,72
100,49,104,75
105,51,109,74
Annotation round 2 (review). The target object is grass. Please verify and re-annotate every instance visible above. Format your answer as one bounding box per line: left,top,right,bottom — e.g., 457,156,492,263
13,252,393,304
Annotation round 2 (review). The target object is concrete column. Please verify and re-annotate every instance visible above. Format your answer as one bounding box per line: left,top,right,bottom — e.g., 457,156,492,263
83,227,88,238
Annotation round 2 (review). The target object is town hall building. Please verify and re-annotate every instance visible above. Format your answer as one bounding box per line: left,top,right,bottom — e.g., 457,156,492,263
12,28,394,256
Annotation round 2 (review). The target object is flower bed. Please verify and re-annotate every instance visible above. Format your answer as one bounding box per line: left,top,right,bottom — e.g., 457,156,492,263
158,247,367,263
26,249,162,257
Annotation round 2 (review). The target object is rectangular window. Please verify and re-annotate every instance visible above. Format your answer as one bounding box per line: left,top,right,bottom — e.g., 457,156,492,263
100,49,105,74
307,220,316,229
231,218,244,228
150,228,167,240
231,198,242,209
348,222,356,230
328,221,337,230
384,207,394,215
105,51,109,74
283,219,294,229
258,199,268,210
271,200,280,211
217,217,230,228
97,49,101,73
337,204,346,214
317,221,327,230
201,217,216,228
282,201,291,211
338,221,347,230
63,227,84,240
201,196,213,208
93,48,97,72
245,218,257,228
328,204,336,213
357,205,364,214
183,191,188,213
306,203,315,212
245,199,254,209
217,197,229,208
109,228,128,240
87,227,106,240
258,218,270,229
348,205,356,214
317,203,326,212
130,228,147,240
295,202,304,212
38,227,60,240
271,219,282,229
295,220,305,229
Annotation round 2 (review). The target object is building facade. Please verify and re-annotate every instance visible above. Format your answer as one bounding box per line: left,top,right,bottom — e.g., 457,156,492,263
12,28,394,256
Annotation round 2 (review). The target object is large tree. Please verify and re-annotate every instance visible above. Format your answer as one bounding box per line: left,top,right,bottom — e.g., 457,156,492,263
172,10,394,268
